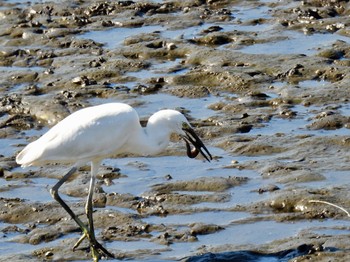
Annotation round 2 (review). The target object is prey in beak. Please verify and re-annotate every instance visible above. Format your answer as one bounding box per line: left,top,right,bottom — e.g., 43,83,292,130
181,124,212,162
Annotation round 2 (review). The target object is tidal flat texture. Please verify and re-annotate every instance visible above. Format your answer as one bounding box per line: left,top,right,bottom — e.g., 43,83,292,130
1,0,350,261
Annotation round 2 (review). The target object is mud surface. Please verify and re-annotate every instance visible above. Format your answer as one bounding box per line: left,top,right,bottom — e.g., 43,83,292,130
1,0,350,261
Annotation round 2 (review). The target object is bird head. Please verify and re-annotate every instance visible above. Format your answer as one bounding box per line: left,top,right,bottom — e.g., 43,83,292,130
148,109,212,162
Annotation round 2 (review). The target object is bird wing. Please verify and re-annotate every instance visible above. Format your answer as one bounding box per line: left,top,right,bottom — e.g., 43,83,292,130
16,103,140,166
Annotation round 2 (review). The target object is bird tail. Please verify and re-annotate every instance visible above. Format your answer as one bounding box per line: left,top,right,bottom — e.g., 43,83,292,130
16,141,43,167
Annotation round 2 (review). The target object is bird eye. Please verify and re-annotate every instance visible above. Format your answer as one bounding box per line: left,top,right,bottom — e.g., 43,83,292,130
182,122,190,129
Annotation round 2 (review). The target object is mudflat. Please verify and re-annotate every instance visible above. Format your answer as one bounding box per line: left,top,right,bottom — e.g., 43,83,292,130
1,0,350,261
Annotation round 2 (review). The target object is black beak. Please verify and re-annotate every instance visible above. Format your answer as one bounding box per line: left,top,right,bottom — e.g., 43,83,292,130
182,127,212,162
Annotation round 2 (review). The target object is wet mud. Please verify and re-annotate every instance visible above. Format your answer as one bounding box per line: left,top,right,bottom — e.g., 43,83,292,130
1,0,350,261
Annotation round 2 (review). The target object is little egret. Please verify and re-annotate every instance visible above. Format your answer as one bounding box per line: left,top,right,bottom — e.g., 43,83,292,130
16,102,212,261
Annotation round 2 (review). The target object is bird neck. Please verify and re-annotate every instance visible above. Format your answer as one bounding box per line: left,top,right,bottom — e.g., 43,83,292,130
128,120,171,156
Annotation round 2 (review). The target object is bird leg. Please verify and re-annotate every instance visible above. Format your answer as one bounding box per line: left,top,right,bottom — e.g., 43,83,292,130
50,166,114,261
72,234,86,250
84,161,114,259
72,233,114,261
50,167,90,236
86,169,97,242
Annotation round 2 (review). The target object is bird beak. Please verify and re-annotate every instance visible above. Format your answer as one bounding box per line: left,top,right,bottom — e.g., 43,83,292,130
182,127,212,162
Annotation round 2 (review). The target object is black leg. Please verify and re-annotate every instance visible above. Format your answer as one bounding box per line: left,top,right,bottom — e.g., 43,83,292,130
50,167,89,234
85,161,114,259
50,165,114,261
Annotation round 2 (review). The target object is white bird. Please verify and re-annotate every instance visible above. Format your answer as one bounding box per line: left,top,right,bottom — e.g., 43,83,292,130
16,102,212,261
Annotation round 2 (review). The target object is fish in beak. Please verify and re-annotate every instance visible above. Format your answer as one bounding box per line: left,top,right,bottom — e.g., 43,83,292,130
182,126,212,162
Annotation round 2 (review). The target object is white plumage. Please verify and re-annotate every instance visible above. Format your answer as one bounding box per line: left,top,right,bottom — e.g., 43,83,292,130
16,102,212,261
17,103,195,167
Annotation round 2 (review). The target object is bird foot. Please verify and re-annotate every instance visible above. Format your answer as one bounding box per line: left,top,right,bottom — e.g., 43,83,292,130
73,233,114,260
91,240,115,260
73,233,87,251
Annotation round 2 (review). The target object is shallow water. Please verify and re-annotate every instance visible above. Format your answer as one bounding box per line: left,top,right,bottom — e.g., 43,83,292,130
77,1,350,58
2,135,348,260
0,137,23,157
78,3,274,49
104,218,350,261
81,25,164,49
0,222,80,256
0,66,44,72
89,93,218,120
0,177,53,202
245,104,350,137
240,31,350,55
0,128,48,157
298,170,350,189
143,211,249,226
1,0,350,261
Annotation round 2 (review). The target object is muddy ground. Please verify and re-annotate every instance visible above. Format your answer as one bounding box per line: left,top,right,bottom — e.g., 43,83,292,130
1,0,350,261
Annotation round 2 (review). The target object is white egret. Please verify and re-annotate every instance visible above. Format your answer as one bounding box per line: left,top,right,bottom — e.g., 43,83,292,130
16,102,212,261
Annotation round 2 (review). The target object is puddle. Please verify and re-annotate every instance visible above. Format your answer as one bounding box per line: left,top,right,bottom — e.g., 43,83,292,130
102,146,259,196
339,102,350,115
80,25,164,49
0,126,48,157
3,0,52,3
120,219,350,261
240,31,350,55
257,81,350,136
80,21,273,50
0,66,44,72
89,93,217,120
0,224,80,257
9,83,43,93
193,176,275,209
0,137,23,157
312,227,350,236
143,211,249,226
198,219,350,250
10,83,29,92
101,147,273,216
1,0,97,10
0,174,83,205
128,58,189,79
102,155,217,197
232,3,272,21
106,205,139,215
106,239,164,253
244,103,350,136
138,93,217,120
162,21,272,40
273,79,331,89
0,177,56,203
79,3,275,50
298,171,350,189
297,80,330,88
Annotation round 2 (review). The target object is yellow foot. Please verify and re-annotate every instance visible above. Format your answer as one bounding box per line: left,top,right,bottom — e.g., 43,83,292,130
73,233,86,251
73,233,114,260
